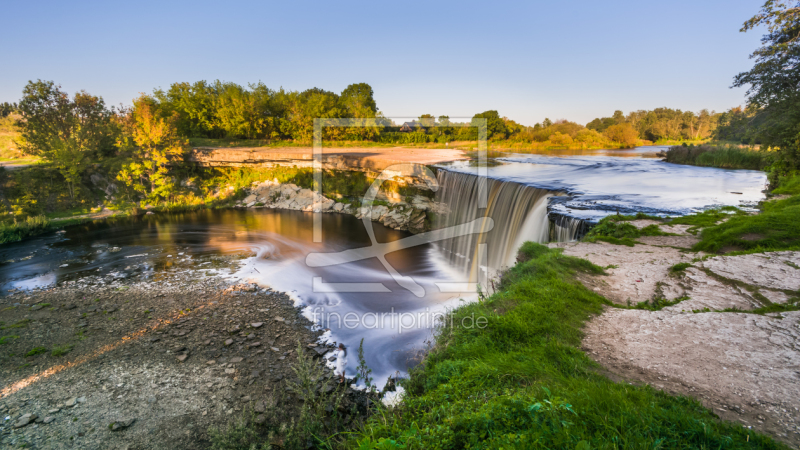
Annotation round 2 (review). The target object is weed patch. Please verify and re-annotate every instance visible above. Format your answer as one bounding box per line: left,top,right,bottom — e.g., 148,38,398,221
25,346,47,357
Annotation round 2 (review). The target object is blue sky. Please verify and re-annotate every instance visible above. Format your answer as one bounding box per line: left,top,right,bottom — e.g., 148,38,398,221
0,0,764,126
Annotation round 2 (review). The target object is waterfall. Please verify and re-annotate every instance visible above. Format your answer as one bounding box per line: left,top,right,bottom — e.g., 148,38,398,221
550,215,587,242
433,170,553,280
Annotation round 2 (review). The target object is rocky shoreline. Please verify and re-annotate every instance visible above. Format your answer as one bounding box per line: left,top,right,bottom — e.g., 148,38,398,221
235,179,437,234
0,265,366,449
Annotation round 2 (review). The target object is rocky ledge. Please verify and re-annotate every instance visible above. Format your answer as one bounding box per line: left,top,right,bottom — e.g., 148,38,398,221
236,179,439,234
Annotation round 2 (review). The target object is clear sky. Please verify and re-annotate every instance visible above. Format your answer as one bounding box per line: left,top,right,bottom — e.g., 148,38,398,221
0,0,764,126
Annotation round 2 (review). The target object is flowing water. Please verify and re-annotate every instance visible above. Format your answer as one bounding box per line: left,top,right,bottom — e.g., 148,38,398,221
0,146,768,384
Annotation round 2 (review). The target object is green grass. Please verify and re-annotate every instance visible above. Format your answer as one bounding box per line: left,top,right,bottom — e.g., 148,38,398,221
771,173,800,195
353,243,785,449
0,319,30,330
669,262,693,273
25,346,48,357
583,213,673,246
667,206,748,234
51,344,74,357
664,144,772,170
0,215,51,244
692,194,800,254
632,295,690,311
0,335,19,345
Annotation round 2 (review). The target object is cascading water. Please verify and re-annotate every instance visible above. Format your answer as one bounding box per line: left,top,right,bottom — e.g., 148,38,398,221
550,215,587,242
433,170,553,280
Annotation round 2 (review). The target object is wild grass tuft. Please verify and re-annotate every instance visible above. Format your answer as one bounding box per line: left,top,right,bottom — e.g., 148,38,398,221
25,346,47,357
0,215,51,244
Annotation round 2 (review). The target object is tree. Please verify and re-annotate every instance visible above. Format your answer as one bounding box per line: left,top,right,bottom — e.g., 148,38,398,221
604,123,639,147
0,102,18,118
116,95,188,203
154,81,220,138
418,114,435,127
339,83,377,118
733,1,800,180
16,80,116,199
471,110,508,139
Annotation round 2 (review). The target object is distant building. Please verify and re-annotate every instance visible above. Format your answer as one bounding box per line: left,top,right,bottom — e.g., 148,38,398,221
399,121,429,132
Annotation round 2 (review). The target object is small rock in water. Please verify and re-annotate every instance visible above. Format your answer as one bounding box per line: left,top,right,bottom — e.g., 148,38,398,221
224,339,234,346
65,397,77,407
230,357,243,363
43,416,54,424
273,317,285,322
176,354,188,362
250,322,263,328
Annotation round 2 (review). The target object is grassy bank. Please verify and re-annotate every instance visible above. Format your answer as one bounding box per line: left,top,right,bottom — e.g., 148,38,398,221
663,144,772,170
582,212,673,246
353,243,783,449
691,193,800,255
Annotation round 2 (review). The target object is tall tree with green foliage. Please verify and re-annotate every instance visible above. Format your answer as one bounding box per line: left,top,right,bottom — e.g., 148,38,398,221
734,0,800,182
471,110,508,139
16,80,116,200
116,95,187,203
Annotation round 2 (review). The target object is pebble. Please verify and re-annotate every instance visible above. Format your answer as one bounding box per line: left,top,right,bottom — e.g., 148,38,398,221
251,322,263,328
274,317,285,322
224,339,234,346
176,354,188,362
224,368,236,375
206,360,216,365
230,357,243,363
13,413,36,428
110,418,136,431
43,416,54,424
65,397,77,407
48,409,59,414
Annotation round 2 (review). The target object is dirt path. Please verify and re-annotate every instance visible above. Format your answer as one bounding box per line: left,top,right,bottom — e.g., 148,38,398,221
0,270,334,449
550,222,800,446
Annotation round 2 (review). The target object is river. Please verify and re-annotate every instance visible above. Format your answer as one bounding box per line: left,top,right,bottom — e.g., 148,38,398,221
0,146,767,384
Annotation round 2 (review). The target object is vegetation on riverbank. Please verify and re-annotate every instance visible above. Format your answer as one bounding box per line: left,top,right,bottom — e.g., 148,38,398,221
350,243,784,449
663,144,772,171
582,212,673,246
691,179,800,255
0,215,50,244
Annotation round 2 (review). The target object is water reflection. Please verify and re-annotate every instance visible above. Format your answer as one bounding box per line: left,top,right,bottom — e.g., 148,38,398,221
0,209,469,384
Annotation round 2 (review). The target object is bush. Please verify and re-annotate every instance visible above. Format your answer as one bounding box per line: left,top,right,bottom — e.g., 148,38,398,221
664,144,771,170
